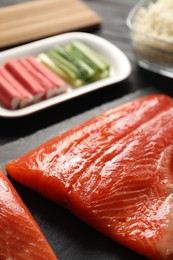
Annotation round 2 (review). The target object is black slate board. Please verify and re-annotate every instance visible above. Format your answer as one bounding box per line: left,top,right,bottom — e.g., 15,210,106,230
0,88,160,260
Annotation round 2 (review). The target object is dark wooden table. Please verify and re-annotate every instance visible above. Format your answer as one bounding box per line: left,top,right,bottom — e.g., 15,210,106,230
0,1,173,259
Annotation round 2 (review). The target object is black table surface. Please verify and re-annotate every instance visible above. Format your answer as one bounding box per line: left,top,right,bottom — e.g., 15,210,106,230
0,1,173,260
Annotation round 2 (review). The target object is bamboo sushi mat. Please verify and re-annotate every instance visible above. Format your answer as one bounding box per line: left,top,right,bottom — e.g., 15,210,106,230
0,0,102,49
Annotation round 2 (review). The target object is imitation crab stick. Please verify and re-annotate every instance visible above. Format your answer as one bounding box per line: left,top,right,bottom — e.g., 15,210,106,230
6,94,173,259
5,59,45,103
19,58,58,99
0,76,23,109
0,67,33,108
27,57,68,96
0,169,57,259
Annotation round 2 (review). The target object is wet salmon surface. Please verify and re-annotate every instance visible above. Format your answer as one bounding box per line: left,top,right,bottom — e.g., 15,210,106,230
0,168,57,259
6,94,173,259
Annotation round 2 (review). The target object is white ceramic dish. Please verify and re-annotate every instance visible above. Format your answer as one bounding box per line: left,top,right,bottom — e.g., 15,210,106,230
0,32,131,118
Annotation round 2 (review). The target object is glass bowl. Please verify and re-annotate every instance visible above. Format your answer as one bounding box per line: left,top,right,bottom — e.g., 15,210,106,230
126,0,173,78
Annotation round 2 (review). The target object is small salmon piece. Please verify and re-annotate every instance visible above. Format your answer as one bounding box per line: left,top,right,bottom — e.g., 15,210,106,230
0,169,57,259
6,94,173,259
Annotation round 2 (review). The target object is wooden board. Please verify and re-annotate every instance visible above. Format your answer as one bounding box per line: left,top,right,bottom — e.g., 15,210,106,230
0,0,102,49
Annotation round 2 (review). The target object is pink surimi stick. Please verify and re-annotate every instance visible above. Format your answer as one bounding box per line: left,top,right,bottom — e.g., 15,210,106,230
0,76,22,109
0,67,33,108
27,57,68,97
18,58,57,99
5,60,45,103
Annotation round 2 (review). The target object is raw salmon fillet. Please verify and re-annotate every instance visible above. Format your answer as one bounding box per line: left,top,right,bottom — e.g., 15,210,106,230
6,94,173,259
0,169,57,259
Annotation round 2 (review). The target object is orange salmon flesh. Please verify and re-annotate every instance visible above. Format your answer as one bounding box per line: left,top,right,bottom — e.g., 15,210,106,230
0,169,57,259
6,94,173,259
